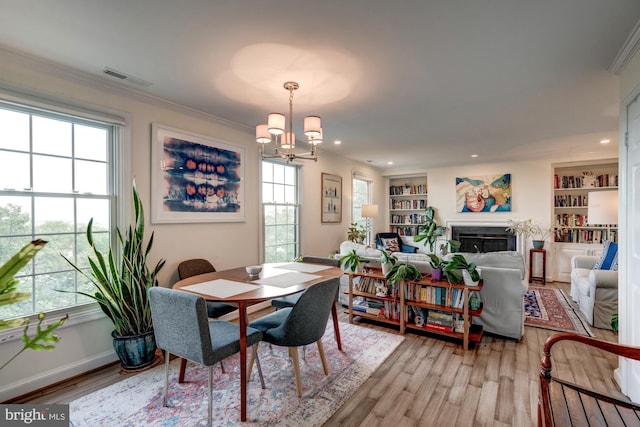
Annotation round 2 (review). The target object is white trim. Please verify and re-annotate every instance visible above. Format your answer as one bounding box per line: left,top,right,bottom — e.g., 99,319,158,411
609,20,640,75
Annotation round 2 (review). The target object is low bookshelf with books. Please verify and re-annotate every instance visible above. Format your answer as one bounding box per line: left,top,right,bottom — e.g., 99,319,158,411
346,269,483,350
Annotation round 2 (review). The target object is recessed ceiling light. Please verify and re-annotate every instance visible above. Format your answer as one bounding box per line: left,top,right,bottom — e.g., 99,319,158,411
471,154,479,158
387,161,393,165
600,139,611,144
334,140,342,145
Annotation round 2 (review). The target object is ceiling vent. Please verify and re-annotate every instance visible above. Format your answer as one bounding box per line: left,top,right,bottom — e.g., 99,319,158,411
103,67,152,88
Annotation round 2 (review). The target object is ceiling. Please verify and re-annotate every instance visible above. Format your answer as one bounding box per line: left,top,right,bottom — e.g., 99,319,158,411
1,0,639,173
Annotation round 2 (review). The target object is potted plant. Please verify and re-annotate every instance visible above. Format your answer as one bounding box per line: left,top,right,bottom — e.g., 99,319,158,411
506,219,551,249
385,262,422,288
414,206,460,254
339,249,368,272
61,182,166,371
380,248,397,275
427,254,446,281
347,222,367,244
443,254,481,286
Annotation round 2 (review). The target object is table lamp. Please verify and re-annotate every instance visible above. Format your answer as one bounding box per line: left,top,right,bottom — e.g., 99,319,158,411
361,204,379,244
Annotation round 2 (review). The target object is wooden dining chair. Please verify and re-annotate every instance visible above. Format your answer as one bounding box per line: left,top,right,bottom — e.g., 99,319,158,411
248,278,340,397
149,287,265,427
270,256,342,351
176,258,237,381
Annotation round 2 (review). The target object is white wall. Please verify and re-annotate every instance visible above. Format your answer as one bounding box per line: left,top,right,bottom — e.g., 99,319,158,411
0,48,384,400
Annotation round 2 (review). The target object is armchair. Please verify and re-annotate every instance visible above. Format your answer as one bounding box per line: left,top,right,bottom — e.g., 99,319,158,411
570,255,618,329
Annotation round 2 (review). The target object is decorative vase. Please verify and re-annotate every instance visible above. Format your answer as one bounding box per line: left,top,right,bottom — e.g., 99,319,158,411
532,240,545,249
462,269,481,286
431,268,443,281
112,330,157,371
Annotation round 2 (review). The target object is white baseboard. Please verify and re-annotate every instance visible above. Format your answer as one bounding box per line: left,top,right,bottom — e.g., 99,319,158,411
1,350,118,402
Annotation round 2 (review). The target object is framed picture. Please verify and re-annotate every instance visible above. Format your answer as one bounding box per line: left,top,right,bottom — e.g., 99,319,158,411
455,173,511,213
321,173,342,223
151,123,246,223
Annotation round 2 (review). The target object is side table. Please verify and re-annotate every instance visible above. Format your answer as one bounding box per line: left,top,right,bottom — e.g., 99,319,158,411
529,248,546,284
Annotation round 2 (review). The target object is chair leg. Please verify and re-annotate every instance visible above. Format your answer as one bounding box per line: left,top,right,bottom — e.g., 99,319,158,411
289,347,303,398
331,302,343,351
317,339,329,375
163,352,171,406
252,344,266,389
178,357,187,383
207,366,213,427
219,360,225,373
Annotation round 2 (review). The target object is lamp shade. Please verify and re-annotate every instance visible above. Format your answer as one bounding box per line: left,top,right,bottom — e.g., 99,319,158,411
587,191,618,225
267,113,285,135
255,124,271,143
361,204,379,218
280,131,295,149
309,127,323,144
304,115,322,137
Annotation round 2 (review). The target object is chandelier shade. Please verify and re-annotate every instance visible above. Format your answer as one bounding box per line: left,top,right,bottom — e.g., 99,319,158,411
256,81,321,162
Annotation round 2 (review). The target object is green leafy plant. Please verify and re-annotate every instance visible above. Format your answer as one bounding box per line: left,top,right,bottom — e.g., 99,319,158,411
339,249,369,272
61,182,165,336
414,206,460,253
385,262,422,286
1,240,68,370
611,313,618,332
443,254,480,284
347,222,367,243
427,253,446,270
380,248,397,266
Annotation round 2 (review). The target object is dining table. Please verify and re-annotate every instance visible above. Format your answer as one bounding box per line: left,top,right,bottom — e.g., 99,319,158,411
172,261,344,421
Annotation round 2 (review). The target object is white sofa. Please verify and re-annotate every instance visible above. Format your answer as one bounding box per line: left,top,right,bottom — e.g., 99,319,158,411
338,242,528,340
570,255,618,329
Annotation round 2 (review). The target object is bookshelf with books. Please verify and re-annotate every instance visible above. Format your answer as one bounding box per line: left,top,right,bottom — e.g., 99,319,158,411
387,174,428,236
346,269,483,350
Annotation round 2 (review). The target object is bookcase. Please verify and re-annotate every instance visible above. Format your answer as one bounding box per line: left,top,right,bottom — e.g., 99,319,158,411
388,174,428,236
552,160,618,244
346,269,483,350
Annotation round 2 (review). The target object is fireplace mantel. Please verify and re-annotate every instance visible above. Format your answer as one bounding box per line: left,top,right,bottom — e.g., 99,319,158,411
446,220,519,253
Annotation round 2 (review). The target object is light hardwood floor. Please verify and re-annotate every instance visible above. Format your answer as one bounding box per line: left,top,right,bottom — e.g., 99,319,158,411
8,282,621,427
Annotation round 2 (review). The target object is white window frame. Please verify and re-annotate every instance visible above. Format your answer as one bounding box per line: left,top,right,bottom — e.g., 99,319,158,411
352,173,374,244
260,160,301,263
0,87,130,342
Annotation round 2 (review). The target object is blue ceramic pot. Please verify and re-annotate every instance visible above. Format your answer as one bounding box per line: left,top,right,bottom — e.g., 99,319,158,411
112,330,156,370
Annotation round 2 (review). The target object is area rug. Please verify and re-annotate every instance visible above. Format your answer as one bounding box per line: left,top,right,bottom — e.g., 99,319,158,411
524,286,594,337
69,321,404,426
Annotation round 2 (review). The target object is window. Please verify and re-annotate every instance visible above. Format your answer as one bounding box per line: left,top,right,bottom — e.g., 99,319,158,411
0,101,119,321
352,176,373,243
262,161,299,262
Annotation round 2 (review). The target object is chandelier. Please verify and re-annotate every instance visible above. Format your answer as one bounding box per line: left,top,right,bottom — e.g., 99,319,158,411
255,81,322,162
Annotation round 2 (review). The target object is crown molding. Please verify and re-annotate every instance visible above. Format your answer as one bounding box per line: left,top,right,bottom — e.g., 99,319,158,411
609,20,640,75
0,45,252,133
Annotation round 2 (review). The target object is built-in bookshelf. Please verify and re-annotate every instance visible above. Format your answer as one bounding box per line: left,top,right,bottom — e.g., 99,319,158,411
346,269,483,350
552,160,618,244
388,175,428,236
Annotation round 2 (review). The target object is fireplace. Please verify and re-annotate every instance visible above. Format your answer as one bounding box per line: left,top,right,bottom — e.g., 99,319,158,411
451,226,516,253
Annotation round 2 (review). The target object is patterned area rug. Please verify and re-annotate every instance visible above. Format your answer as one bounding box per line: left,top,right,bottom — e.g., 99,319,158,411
524,286,594,337
70,321,404,426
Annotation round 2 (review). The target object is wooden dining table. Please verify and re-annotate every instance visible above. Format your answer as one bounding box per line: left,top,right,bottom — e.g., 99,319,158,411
173,261,344,421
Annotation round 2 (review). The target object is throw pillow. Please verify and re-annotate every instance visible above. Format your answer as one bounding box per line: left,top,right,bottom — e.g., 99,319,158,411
593,241,618,271
381,237,400,252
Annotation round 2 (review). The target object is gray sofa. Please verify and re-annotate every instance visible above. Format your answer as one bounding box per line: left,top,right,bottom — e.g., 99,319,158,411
570,255,617,329
338,242,527,340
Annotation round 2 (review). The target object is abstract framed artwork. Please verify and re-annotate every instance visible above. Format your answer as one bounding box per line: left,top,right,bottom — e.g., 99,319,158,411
456,173,511,213
151,123,245,223
321,173,342,223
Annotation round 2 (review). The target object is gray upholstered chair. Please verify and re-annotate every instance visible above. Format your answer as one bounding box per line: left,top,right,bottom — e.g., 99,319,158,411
176,258,237,380
270,256,342,350
149,287,265,426
248,278,340,397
